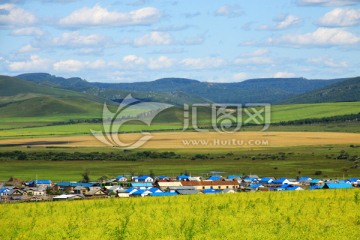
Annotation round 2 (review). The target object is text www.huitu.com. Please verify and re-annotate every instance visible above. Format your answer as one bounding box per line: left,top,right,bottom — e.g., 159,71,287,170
182,139,269,146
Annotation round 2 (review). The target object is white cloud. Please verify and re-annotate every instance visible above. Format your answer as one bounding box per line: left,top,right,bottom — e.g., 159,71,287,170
18,44,39,53
8,55,50,71
52,32,105,47
215,5,243,17
234,57,273,65
59,5,161,27
181,57,225,70
11,27,43,36
307,57,349,67
241,48,269,57
53,59,106,72
297,0,360,6
318,8,360,27
259,15,301,30
148,56,174,69
134,31,172,46
233,72,248,81
0,4,36,26
274,72,296,78
269,27,360,46
275,15,301,29
123,55,146,65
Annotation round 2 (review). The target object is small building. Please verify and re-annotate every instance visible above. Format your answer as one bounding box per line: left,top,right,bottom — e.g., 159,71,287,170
0,187,10,196
272,178,290,185
181,180,239,190
130,182,153,189
115,176,128,182
177,175,190,181
259,177,274,185
155,181,182,191
227,175,242,180
207,176,222,181
53,194,84,201
176,189,201,195
28,180,52,188
203,189,221,194
188,176,202,181
133,175,153,183
323,183,354,189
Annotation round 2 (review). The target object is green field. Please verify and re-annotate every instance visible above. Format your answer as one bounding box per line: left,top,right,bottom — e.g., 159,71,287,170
0,145,358,181
1,101,359,139
0,189,359,239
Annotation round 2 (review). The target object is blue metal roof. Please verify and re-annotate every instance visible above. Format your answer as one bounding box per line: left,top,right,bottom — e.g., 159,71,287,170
131,182,153,187
298,176,311,181
125,187,136,193
0,187,10,193
208,176,222,181
116,176,127,180
177,175,190,179
150,192,178,197
56,182,96,188
249,184,263,189
273,178,288,184
148,187,162,193
227,175,241,180
203,189,221,194
132,189,146,195
324,183,354,189
348,178,359,182
308,185,323,190
259,177,273,183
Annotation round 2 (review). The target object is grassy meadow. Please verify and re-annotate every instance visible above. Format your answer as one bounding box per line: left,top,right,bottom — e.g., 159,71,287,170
0,144,358,181
0,101,359,139
0,189,359,240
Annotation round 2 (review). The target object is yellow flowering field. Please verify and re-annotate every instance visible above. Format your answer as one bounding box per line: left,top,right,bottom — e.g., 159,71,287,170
1,189,359,240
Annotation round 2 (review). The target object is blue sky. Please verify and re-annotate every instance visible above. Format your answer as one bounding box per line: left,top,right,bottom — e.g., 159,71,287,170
0,0,359,82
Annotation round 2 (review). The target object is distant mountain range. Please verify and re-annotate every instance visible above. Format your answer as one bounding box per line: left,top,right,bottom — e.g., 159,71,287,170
283,77,360,104
0,73,358,118
16,73,355,104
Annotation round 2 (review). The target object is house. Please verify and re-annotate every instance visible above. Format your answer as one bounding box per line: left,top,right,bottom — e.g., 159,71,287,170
85,187,106,197
242,177,257,184
8,189,25,196
155,180,182,191
24,187,46,196
156,176,169,181
177,175,190,181
168,186,196,192
227,175,242,180
107,186,124,194
150,192,178,197
348,178,359,184
0,187,10,196
188,176,202,181
298,176,312,183
207,175,222,181
53,194,84,201
54,182,99,192
276,184,303,191
247,184,264,191
131,189,151,197
28,180,52,188
131,182,153,189
310,179,323,186
272,178,290,185
308,185,324,190
148,187,162,194
259,177,274,185
222,188,235,194
133,175,153,183
203,189,221,194
323,183,354,189
176,189,201,195
115,176,128,182
180,180,239,190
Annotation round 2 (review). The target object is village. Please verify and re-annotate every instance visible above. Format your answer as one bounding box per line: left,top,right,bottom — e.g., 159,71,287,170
0,174,359,203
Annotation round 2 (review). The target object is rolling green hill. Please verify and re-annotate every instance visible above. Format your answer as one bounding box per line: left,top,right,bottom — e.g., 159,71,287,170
283,77,360,104
0,75,109,118
16,73,211,105
16,73,344,104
